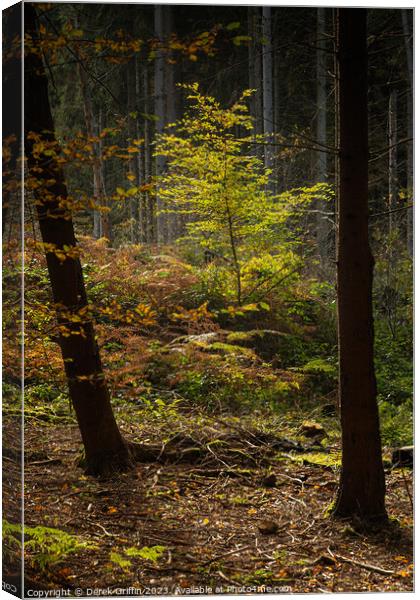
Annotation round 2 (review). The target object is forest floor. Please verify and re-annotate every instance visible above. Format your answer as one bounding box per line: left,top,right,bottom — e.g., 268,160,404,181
4,407,413,596
3,240,413,595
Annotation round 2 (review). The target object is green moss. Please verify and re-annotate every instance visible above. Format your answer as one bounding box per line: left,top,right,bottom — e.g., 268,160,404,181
207,342,257,359
292,451,341,469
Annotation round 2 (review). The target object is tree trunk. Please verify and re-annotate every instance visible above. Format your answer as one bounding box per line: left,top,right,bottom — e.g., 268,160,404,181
387,88,398,235
164,5,177,242
127,57,138,244
316,7,329,261
24,4,133,477
76,37,105,240
135,54,147,244
401,10,413,257
247,8,256,125
2,3,21,235
97,108,111,242
333,8,387,523
143,61,155,243
262,7,274,176
248,8,263,159
154,4,167,245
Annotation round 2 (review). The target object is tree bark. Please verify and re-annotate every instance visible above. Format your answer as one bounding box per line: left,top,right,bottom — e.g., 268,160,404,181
97,107,111,241
387,88,398,235
127,57,138,243
24,4,133,477
154,4,168,244
333,8,387,522
75,34,106,240
316,8,329,261
135,54,147,244
262,7,274,176
248,7,263,157
401,10,413,257
164,5,177,242
2,3,22,235
143,61,155,243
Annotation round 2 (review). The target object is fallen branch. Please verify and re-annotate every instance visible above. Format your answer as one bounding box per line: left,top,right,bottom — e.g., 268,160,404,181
199,544,254,567
217,570,240,586
327,547,395,576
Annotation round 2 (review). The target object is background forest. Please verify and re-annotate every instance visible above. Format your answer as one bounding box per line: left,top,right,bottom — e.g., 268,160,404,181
2,2,413,595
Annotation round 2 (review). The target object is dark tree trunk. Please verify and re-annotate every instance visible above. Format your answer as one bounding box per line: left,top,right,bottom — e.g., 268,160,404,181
24,4,134,477
2,3,21,234
401,10,413,257
316,7,329,263
387,88,398,235
127,57,138,243
333,9,387,522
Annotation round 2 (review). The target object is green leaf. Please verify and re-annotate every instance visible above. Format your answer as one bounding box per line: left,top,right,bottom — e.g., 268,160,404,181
233,35,251,46
226,21,240,31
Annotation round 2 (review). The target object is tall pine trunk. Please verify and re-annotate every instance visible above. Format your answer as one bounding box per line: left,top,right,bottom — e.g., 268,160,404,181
316,8,329,262
164,5,177,242
154,4,167,244
401,10,413,257
75,28,106,240
2,4,21,235
135,54,147,244
127,57,138,243
24,4,133,477
387,88,398,235
262,7,274,176
143,61,155,243
333,8,387,522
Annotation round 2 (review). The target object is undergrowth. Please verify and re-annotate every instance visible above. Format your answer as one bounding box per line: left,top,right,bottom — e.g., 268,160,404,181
2,237,412,449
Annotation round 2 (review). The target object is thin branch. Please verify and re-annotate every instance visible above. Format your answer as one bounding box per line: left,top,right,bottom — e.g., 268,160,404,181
369,138,413,163
42,13,121,107
369,204,413,220
247,140,336,155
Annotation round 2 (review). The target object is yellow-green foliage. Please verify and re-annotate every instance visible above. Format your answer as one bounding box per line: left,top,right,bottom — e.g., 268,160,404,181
155,84,332,304
292,451,341,469
109,546,166,572
2,520,96,572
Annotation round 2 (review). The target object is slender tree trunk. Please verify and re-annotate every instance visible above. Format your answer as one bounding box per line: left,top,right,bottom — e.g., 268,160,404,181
262,7,274,176
333,8,387,522
248,8,263,158
387,88,398,235
316,8,329,261
164,5,177,242
127,57,137,243
154,4,167,244
24,4,133,476
144,61,155,243
401,10,413,257
333,9,340,239
247,8,259,148
2,4,21,235
97,108,111,241
247,8,256,123
75,35,105,239
273,13,282,194
135,54,147,244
